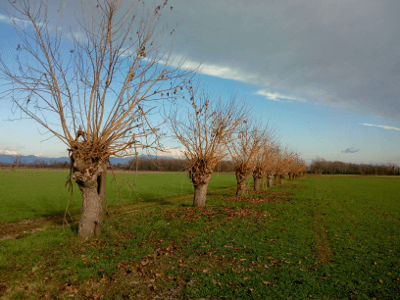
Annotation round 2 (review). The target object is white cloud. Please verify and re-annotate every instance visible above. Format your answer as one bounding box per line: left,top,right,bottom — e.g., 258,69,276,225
361,123,400,131
157,147,185,158
0,13,32,29
35,153,44,157
255,89,306,103
0,149,18,155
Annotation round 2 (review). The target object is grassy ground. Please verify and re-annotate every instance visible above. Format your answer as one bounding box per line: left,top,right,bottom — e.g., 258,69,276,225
0,169,236,222
0,175,399,299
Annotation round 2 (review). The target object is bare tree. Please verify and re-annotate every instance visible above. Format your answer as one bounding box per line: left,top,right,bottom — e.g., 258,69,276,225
273,148,293,185
11,154,22,171
0,0,191,237
228,122,267,195
170,88,248,207
287,153,307,179
252,141,276,191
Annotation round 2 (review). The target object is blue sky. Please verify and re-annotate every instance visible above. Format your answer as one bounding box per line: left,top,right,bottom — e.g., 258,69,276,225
0,0,399,166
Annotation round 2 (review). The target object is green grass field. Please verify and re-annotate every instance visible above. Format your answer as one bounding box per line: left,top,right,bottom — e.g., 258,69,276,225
0,170,236,222
0,173,400,299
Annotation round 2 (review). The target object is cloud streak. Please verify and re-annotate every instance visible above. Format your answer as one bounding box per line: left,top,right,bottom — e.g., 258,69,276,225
255,90,306,103
341,147,359,154
361,123,400,131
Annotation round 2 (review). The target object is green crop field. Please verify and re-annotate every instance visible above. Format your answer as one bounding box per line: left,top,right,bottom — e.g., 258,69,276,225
0,169,236,222
1,174,400,299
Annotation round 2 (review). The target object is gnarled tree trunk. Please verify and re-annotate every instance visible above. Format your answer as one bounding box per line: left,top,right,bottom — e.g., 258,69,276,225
267,175,274,187
275,174,282,185
193,180,210,207
235,172,247,196
280,174,285,185
253,168,263,192
253,175,262,191
72,154,107,237
191,164,212,207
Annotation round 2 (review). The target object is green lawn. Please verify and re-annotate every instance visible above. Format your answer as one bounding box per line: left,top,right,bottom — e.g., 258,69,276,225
0,170,236,222
0,174,399,299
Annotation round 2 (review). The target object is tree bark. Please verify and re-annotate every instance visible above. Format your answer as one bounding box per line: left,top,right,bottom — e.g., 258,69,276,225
193,182,210,207
72,154,107,237
275,174,282,185
280,174,285,185
235,172,247,196
267,175,274,187
253,175,262,191
192,171,212,207
78,182,104,237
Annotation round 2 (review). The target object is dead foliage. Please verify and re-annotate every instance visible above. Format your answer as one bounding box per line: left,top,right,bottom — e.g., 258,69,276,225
224,195,281,204
151,206,271,223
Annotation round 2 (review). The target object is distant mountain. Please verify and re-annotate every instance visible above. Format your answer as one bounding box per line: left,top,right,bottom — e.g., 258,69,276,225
0,154,176,165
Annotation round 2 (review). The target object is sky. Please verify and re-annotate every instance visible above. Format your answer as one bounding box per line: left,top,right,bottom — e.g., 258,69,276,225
0,0,399,166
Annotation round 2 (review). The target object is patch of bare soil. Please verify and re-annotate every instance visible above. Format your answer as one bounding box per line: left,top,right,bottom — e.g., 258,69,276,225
312,208,333,265
0,215,66,242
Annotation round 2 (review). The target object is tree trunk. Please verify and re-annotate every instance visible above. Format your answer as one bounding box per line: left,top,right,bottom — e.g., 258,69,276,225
267,175,274,187
235,172,247,196
280,174,285,185
193,182,209,207
254,176,262,191
78,182,104,237
72,155,107,237
192,172,212,207
275,174,282,185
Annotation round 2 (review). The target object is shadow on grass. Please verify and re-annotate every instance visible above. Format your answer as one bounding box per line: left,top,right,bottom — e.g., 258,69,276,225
69,223,79,234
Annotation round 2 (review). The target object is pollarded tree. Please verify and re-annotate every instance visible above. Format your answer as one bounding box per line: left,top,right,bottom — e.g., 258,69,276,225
252,141,277,191
0,0,191,237
228,122,267,195
274,148,293,185
170,88,248,207
260,145,280,188
287,153,306,180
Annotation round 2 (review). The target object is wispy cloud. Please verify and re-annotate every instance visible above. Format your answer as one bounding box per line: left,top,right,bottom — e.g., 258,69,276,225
255,89,306,103
361,123,400,131
0,13,32,29
157,54,260,84
341,147,359,154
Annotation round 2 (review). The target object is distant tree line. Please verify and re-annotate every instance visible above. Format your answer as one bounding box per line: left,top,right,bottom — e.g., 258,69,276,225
0,156,236,172
0,159,70,169
309,158,400,175
117,157,235,172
